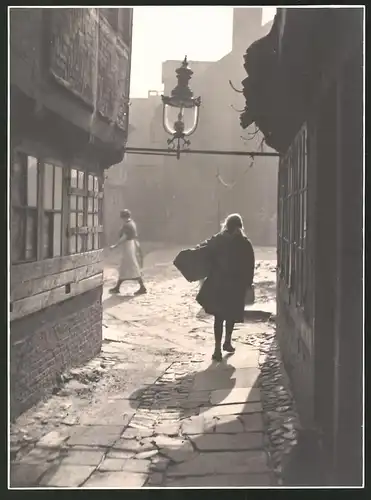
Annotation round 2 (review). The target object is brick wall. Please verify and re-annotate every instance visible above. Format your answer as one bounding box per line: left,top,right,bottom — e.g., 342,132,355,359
10,287,103,420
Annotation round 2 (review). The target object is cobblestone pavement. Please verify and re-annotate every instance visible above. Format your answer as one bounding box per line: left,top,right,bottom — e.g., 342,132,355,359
10,246,300,488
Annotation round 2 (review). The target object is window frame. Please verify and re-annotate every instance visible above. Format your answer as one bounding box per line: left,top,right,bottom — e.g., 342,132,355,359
42,161,64,259
11,152,39,264
67,167,104,255
277,123,308,310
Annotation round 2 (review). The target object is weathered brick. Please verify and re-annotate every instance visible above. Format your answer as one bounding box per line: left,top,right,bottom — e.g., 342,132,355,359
10,288,103,420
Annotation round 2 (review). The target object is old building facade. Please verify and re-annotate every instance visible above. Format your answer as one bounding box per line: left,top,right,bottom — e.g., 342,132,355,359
10,8,133,418
242,7,363,485
106,8,278,247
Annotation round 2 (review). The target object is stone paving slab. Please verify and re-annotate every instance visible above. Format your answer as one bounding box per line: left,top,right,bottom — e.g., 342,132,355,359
190,432,264,451
239,413,264,431
210,387,261,406
166,473,273,487
79,399,136,426
211,416,245,433
192,367,260,391
106,449,136,459
83,470,147,487
60,448,106,466
67,426,125,447
154,422,180,436
37,430,69,448
98,458,128,471
119,459,152,474
39,465,96,487
202,401,262,418
111,438,153,453
196,348,260,371
181,415,215,435
10,463,51,487
166,450,269,477
16,446,62,465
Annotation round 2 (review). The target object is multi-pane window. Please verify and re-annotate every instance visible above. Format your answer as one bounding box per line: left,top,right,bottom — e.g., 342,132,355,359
69,168,85,254
43,163,63,258
11,153,104,263
11,153,38,263
277,123,308,308
68,168,103,255
87,174,102,251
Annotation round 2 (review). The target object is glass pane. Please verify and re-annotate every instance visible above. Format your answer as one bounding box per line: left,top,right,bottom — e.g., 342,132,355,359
44,163,53,209
93,234,99,250
77,213,83,227
43,212,53,259
98,200,103,223
87,234,93,251
27,156,38,207
69,212,76,228
71,169,77,188
69,236,76,254
25,211,37,260
12,155,26,206
54,166,63,210
11,208,25,262
94,176,99,192
78,171,85,189
78,196,84,211
93,198,98,212
77,234,83,253
70,195,76,210
88,214,93,227
53,213,62,257
88,197,93,213
88,174,94,191
94,215,99,227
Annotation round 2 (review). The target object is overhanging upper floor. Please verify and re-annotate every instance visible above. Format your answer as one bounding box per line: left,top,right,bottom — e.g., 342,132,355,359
10,7,133,168
240,7,363,154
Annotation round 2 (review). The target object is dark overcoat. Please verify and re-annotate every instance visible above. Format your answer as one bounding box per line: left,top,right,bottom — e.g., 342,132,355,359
196,230,255,322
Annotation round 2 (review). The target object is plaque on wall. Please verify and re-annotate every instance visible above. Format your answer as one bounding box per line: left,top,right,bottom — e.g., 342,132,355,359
49,8,98,109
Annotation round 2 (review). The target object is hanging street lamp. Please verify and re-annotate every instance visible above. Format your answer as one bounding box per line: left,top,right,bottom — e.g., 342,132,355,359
124,55,279,160
161,56,201,159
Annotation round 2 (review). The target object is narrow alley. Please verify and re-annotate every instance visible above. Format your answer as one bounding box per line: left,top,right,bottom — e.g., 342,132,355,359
10,247,300,488
9,7,364,488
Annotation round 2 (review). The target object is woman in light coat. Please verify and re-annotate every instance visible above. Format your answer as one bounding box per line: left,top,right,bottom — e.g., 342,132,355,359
109,209,146,295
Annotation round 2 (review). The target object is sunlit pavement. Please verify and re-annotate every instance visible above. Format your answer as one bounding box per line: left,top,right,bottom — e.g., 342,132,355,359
10,247,283,488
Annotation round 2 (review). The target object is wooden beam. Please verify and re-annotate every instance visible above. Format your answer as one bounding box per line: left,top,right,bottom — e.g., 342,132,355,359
11,249,103,286
69,187,103,198
68,225,104,236
11,262,103,302
10,272,103,322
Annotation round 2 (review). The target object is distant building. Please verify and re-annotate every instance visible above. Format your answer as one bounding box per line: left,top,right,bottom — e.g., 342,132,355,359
104,90,166,244
107,8,278,247
10,8,133,418
242,7,363,485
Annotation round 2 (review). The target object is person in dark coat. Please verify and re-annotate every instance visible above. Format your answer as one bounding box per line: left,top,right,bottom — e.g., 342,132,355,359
196,213,255,361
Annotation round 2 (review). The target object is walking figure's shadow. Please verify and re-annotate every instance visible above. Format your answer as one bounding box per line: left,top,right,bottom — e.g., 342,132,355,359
128,343,325,487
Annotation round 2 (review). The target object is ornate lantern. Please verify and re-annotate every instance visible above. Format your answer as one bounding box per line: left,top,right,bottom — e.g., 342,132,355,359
162,56,201,159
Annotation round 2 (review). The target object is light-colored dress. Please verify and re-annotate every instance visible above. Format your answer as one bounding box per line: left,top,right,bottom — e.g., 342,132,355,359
117,220,142,281
119,239,142,280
